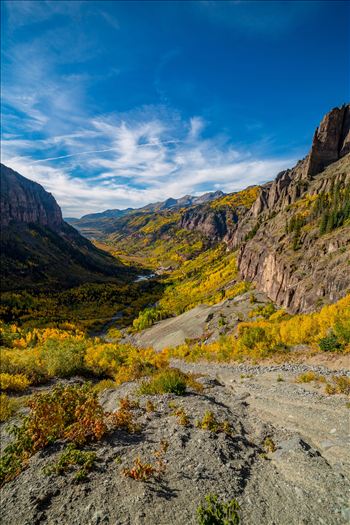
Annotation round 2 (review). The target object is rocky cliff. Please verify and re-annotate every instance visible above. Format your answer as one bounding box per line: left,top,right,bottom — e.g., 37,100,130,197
0,165,63,230
179,187,259,242
233,104,350,313
176,105,350,313
180,207,238,240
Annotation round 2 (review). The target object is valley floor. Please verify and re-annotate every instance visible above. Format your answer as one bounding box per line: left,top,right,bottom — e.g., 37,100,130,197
1,359,349,525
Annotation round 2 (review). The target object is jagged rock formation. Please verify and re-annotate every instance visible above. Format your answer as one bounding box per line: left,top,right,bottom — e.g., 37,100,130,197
0,164,134,290
175,105,350,313
305,104,350,177
232,104,350,313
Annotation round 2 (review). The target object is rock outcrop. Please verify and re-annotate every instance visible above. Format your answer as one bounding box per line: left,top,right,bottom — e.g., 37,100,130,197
305,104,350,177
180,207,238,240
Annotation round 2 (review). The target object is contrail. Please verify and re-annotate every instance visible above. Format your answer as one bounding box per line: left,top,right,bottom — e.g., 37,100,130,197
30,140,180,164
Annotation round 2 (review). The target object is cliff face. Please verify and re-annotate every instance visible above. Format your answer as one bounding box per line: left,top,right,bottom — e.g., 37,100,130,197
179,189,260,243
0,165,63,230
180,207,238,240
233,104,350,313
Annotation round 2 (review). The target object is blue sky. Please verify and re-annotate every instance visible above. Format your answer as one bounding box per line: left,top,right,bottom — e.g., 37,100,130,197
1,0,348,217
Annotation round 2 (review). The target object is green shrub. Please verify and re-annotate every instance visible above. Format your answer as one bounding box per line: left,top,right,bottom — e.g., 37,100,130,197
334,320,350,344
39,338,87,377
263,437,276,453
138,368,188,395
92,379,117,394
0,373,31,392
195,411,232,435
218,315,226,327
238,325,273,351
197,494,240,524
43,443,96,481
0,394,27,422
318,331,343,352
132,307,165,331
0,348,48,385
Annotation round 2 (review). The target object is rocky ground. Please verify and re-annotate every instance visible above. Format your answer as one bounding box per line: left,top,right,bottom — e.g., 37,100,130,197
1,358,349,525
132,291,270,351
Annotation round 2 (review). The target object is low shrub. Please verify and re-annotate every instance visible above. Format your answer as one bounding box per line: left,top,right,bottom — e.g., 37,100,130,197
0,347,47,385
138,368,202,396
0,394,27,422
172,406,190,426
196,411,232,435
0,373,31,392
84,344,168,384
197,493,240,525
145,400,156,412
123,440,168,481
39,338,87,377
122,456,157,481
108,397,140,433
92,379,117,394
263,437,276,453
138,368,188,395
43,443,96,481
0,383,140,486
295,371,325,384
325,375,350,395
318,331,343,352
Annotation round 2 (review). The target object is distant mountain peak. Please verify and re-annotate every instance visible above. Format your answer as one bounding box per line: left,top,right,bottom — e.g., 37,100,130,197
67,190,226,223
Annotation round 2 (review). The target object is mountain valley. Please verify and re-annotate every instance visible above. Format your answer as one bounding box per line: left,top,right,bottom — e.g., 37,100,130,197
0,105,349,525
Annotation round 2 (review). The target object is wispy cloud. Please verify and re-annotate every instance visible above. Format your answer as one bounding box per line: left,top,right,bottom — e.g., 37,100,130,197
2,107,294,217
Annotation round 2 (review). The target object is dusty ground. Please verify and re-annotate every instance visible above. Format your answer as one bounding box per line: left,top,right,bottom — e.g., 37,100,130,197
1,359,349,525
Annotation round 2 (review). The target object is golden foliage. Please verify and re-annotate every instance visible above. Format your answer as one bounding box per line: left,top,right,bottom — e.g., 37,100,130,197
210,186,260,210
167,295,350,362
0,373,31,392
0,322,169,389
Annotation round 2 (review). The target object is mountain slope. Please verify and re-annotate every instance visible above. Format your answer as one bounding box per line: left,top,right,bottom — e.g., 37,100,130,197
0,164,135,291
